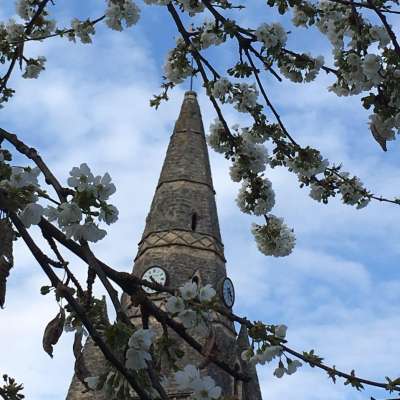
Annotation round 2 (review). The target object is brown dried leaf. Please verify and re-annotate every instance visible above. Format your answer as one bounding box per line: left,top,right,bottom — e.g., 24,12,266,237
370,122,387,152
42,308,65,358
0,218,14,309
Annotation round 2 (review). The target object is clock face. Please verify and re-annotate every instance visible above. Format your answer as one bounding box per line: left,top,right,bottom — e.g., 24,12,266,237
142,266,167,294
222,277,235,308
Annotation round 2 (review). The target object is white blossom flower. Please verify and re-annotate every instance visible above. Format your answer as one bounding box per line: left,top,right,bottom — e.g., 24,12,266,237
178,0,205,14
128,328,156,350
178,309,197,329
286,149,328,178
16,0,32,20
252,217,295,257
211,78,231,101
23,57,46,79
84,376,99,390
164,40,193,84
105,0,140,31
166,296,185,314
286,359,302,375
8,166,40,188
275,324,287,338
369,26,390,48
175,365,221,400
70,19,95,44
58,203,82,226
338,172,370,208
256,345,282,365
362,54,382,83
255,22,287,49
200,22,223,49
309,182,326,202
229,163,243,182
67,163,95,191
180,281,198,300
198,284,216,303
191,375,222,400
304,55,324,82
125,328,156,370
19,203,44,228
79,221,107,242
236,178,275,216
99,204,119,225
96,172,116,200
43,205,59,222
315,2,351,49
273,366,285,378
64,221,106,243
232,83,258,112
207,119,230,154
5,19,24,43
125,347,151,370
292,7,308,27
175,364,200,389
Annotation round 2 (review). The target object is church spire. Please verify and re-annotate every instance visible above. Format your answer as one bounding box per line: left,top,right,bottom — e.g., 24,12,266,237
157,91,214,190
66,90,263,400
137,91,223,262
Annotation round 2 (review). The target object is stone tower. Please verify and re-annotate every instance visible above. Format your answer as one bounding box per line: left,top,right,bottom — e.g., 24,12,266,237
66,91,263,399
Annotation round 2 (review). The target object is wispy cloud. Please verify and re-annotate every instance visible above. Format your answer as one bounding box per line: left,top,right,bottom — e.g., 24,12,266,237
1,4,399,400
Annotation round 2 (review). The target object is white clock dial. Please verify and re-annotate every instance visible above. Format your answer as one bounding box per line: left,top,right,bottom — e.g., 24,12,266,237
222,278,235,308
142,266,167,294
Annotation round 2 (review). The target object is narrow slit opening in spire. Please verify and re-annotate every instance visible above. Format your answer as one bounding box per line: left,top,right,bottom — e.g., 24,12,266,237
191,212,198,231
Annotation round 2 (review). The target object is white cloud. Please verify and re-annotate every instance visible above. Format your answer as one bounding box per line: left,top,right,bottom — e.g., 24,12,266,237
1,5,400,400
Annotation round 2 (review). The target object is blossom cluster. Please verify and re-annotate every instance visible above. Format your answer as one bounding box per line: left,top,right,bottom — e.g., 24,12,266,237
199,20,224,49
23,56,46,79
251,217,296,257
125,328,156,370
286,147,329,179
69,19,96,44
255,22,287,51
278,53,324,83
236,178,275,216
164,38,193,84
241,324,302,378
0,153,119,243
165,281,216,335
175,365,221,400
43,163,119,242
0,153,44,228
210,79,259,113
207,118,296,257
0,0,141,100
105,0,140,31
290,1,400,148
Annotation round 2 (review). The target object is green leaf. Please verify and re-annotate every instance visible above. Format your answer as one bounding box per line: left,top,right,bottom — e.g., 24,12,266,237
302,349,323,367
40,285,51,295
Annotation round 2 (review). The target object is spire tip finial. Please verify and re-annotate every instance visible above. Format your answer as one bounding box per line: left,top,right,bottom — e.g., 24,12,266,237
184,90,197,98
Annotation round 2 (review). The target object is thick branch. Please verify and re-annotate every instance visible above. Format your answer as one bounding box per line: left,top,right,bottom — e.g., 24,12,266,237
7,211,151,400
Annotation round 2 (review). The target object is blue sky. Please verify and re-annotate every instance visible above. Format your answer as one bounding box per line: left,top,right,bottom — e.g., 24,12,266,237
1,1,400,399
